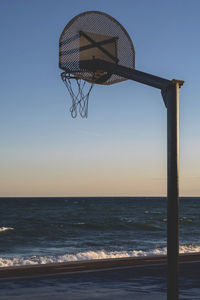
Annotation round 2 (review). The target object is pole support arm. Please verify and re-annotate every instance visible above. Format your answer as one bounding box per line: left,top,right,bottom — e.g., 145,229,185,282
80,59,184,100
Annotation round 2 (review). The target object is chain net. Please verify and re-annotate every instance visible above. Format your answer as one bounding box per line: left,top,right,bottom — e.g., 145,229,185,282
61,72,94,118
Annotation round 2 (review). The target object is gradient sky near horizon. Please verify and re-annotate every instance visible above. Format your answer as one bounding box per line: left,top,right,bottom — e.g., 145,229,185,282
1,0,200,197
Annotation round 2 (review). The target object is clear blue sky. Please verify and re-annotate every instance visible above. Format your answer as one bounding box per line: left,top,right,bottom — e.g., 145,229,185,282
1,0,200,197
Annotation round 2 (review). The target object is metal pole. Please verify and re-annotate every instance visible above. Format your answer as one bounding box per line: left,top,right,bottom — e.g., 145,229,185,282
81,58,183,298
162,82,180,300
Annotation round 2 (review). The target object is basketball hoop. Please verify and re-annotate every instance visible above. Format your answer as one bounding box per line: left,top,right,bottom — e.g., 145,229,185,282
59,11,135,118
58,10,185,300
61,72,94,118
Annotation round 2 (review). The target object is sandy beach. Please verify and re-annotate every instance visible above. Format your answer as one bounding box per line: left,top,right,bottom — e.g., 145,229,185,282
0,253,200,279
0,254,200,299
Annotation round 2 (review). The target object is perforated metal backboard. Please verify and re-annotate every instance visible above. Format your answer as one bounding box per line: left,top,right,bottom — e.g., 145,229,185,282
59,11,135,85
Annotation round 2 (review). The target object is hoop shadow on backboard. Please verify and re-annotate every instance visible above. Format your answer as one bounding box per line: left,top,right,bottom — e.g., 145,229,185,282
60,30,119,84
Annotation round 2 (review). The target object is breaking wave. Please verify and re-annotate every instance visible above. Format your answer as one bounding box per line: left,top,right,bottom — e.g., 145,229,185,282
0,227,14,232
0,244,200,267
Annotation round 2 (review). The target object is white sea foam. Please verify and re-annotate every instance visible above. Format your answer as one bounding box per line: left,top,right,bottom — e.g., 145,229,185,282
0,227,14,232
0,244,200,267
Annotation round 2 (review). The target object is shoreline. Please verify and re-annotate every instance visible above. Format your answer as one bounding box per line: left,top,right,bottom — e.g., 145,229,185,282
1,253,200,280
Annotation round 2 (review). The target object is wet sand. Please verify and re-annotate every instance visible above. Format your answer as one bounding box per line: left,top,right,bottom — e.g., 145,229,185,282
0,254,200,299
1,253,200,279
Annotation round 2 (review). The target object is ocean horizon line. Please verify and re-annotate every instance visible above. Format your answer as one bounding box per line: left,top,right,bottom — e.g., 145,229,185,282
0,196,200,199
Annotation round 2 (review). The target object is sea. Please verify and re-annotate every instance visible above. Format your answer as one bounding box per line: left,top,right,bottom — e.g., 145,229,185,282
0,197,200,299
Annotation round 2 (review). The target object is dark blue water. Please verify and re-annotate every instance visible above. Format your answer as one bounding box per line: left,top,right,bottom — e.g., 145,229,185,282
0,197,200,267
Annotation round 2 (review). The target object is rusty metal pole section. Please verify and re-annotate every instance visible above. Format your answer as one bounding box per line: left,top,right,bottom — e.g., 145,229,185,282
162,81,181,300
